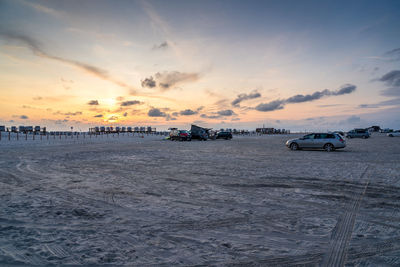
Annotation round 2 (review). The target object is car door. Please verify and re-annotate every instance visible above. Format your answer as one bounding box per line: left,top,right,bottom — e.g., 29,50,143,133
298,134,315,148
313,134,325,148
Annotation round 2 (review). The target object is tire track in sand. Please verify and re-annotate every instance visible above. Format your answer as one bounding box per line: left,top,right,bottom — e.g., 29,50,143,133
321,166,371,266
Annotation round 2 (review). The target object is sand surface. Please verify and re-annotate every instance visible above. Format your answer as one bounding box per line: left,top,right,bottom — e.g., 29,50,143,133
0,133,399,266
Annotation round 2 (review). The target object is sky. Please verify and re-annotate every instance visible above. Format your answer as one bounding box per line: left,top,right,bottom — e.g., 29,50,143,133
0,0,400,131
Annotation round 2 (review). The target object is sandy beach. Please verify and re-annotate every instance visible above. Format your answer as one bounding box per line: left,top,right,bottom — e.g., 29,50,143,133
0,133,399,265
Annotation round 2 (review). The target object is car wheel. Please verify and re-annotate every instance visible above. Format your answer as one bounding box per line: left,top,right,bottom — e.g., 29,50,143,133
324,143,334,152
389,134,393,137
290,143,299,151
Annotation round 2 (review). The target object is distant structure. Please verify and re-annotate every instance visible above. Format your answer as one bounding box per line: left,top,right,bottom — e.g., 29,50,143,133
256,127,290,134
89,126,156,134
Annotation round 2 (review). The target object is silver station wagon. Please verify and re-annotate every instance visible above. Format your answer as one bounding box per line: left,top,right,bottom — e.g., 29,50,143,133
286,133,346,152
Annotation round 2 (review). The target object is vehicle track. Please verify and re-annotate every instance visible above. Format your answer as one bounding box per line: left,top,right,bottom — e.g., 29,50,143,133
321,166,371,266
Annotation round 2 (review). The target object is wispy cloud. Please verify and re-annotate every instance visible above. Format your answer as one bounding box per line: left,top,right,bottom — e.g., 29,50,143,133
384,48,400,61
232,90,261,107
120,100,142,106
179,109,197,116
87,100,99,105
52,110,82,116
141,71,199,91
255,84,356,112
377,70,400,96
152,41,169,50
200,109,236,119
20,0,64,19
0,30,138,92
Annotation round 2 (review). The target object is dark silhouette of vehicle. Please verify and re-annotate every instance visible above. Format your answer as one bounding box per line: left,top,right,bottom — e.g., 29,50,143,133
216,131,232,140
190,124,209,141
346,128,370,139
170,129,191,141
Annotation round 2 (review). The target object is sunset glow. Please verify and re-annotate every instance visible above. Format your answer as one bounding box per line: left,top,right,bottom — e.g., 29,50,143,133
1,0,399,131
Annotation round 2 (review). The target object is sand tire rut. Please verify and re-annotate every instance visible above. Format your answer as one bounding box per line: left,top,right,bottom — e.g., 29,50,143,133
321,166,371,266
0,244,46,265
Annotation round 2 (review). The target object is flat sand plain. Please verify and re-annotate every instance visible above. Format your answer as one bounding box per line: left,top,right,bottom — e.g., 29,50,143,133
0,133,399,266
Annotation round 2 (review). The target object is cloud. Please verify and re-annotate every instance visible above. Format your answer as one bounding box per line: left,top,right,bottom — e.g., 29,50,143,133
200,114,220,119
94,114,103,118
153,41,168,50
141,77,156,88
359,98,400,108
285,84,356,104
255,84,356,112
20,115,29,119
120,100,141,106
255,100,285,112
317,104,344,108
21,0,64,18
0,30,137,91
231,90,261,107
54,119,69,124
179,109,197,116
217,110,235,116
88,100,99,105
148,108,166,117
200,109,236,119
107,116,118,121
384,48,400,61
141,71,199,91
334,84,357,95
64,111,82,116
376,70,400,96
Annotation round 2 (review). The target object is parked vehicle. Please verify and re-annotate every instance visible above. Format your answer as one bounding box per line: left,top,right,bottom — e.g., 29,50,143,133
286,133,346,152
346,129,370,139
380,128,392,133
387,130,400,137
216,131,233,140
333,131,345,137
170,129,191,141
191,124,209,141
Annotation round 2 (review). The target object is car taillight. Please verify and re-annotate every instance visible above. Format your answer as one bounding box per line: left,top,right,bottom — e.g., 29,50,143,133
339,138,344,142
